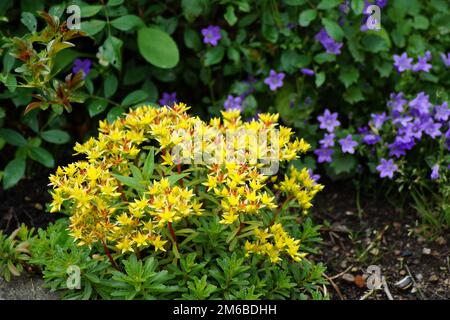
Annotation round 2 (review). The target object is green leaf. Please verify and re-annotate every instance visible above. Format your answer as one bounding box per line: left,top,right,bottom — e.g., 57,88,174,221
168,173,189,186
81,20,106,36
322,18,344,41
112,173,145,191
361,33,389,52
80,5,102,18
104,74,118,98
0,107,5,118
338,66,359,88
318,0,341,10
88,99,108,117
184,28,202,51
315,72,326,87
121,90,148,107
107,106,125,123
111,15,144,31
3,158,25,190
351,0,365,14
344,86,364,104
224,6,238,26
329,153,357,175
143,149,155,180
3,51,15,74
284,0,306,5
299,9,317,27
182,0,205,22
138,27,180,69
40,130,71,144
0,128,27,147
20,12,37,32
107,0,124,6
204,46,225,66
413,15,429,30
28,146,55,168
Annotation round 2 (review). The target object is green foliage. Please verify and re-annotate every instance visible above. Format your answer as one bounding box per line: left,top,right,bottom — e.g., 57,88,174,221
0,225,32,281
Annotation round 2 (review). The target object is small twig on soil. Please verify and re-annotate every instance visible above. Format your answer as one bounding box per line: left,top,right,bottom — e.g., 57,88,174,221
329,265,354,280
381,276,394,300
405,264,427,300
324,273,345,300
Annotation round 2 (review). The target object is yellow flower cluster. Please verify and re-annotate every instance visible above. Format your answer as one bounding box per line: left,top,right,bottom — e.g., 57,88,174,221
277,167,324,213
48,103,322,260
245,223,308,263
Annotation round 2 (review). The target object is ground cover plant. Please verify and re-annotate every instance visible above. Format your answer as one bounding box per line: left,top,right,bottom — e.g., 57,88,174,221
0,0,448,301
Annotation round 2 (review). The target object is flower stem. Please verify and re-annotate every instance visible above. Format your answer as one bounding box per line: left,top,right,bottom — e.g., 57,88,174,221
101,239,119,270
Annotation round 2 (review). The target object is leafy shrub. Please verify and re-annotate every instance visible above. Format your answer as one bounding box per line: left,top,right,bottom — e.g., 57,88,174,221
0,224,32,281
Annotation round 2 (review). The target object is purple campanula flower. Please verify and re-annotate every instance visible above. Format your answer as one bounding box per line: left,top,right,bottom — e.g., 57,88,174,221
387,92,408,115
376,158,399,179
201,25,222,46
317,109,341,132
409,92,432,116
264,70,285,91
399,119,423,140
339,0,350,14
362,133,381,145
319,133,335,148
314,28,343,55
422,119,442,139
301,68,315,76
159,92,177,106
434,102,450,122
393,52,413,72
339,134,358,154
314,147,334,163
72,58,91,79
224,95,243,112
388,135,415,158
308,169,321,183
440,52,450,67
376,0,388,8
371,112,388,129
393,115,413,127
412,54,432,72
431,164,440,180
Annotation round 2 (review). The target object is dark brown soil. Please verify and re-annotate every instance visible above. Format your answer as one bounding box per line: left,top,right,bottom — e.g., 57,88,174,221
0,170,61,234
312,181,450,300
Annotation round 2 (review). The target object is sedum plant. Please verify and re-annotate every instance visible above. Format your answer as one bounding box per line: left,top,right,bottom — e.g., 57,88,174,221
45,103,327,299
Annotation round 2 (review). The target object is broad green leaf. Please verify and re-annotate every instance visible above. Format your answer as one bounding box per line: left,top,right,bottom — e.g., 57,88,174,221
339,66,359,88
111,15,144,31
3,158,26,189
344,86,364,104
107,0,124,6
121,90,148,106
28,146,55,168
322,18,344,41
138,27,180,69
184,28,202,51
80,5,102,18
0,128,27,147
204,46,225,66
224,6,238,26
40,130,71,144
88,99,108,117
81,20,106,37
351,0,365,14
299,9,317,27
168,173,190,186
315,72,326,87
20,12,37,32
318,0,341,10
112,173,145,191
104,74,118,98
107,106,125,123
330,153,357,175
